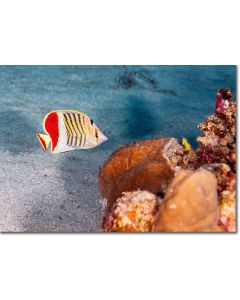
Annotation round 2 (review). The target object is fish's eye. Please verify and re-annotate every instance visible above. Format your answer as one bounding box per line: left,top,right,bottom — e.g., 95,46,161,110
90,119,94,125
95,131,99,139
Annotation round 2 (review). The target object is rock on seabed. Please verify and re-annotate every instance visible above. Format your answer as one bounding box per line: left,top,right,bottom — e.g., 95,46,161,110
153,169,221,232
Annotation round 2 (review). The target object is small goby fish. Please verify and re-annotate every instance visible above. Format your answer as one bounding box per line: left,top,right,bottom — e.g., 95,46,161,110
37,110,108,154
181,137,192,152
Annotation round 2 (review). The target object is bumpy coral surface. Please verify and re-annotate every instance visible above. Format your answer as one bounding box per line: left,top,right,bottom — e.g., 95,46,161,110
102,190,159,232
196,89,236,170
202,163,236,232
164,138,198,171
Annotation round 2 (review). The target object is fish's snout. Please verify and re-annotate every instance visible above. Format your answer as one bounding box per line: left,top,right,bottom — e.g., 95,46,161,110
100,132,108,143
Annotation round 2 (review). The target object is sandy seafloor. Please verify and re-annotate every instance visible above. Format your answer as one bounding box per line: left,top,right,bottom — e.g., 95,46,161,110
0,66,236,232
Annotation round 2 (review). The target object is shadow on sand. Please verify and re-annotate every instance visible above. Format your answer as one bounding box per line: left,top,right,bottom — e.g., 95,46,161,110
124,96,162,141
0,110,38,154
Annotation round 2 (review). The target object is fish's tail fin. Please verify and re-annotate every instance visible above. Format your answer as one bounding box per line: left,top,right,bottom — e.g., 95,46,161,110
37,133,51,150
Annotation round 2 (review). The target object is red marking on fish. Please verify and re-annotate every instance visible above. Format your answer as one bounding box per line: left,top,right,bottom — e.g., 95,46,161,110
45,112,59,151
37,133,47,150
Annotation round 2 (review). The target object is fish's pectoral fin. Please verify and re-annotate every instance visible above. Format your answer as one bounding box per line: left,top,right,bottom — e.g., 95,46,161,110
37,133,51,150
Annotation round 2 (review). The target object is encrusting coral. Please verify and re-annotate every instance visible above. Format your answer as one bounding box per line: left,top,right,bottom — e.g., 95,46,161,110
102,190,160,232
202,163,236,232
99,88,236,232
194,88,236,232
196,88,236,170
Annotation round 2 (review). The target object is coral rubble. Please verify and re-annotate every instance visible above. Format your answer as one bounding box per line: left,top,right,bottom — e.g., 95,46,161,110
99,88,236,232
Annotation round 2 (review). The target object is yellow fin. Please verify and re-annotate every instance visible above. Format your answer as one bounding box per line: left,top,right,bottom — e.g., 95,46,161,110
37,133,51,150
182,137,192,152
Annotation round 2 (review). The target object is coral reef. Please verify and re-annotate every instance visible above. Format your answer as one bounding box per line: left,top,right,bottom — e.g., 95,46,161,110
196,89,236,170
99,88,236,232
103,190,159,232
194,89,237,232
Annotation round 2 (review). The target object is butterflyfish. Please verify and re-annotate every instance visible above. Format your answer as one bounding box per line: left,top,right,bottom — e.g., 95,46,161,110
37,110,108,154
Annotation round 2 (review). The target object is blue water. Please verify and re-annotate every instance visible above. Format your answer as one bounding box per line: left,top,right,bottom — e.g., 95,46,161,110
0,66,236,232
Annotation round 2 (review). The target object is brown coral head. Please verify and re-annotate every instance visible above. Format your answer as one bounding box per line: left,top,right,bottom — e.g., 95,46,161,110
98,138,179,213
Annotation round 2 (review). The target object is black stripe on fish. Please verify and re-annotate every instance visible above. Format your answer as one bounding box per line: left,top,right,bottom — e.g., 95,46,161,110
81,115,87,146
78,114,86,147
67,112,78,147
65,113,75,147
72,112,82,147
76,114,83,147
63,113,72,146
82,115,85,126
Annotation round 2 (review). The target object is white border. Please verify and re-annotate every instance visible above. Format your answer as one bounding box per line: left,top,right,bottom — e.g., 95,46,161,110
0,1,239,300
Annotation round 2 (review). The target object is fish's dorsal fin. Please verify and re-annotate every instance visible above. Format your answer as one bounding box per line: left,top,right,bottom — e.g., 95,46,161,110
37,133,51,150
45,109,88,118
